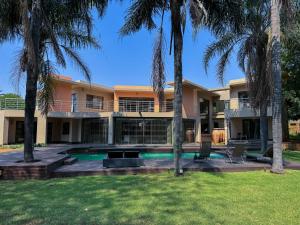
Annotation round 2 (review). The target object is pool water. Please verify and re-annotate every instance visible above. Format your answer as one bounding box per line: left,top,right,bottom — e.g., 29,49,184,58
70,152,225,161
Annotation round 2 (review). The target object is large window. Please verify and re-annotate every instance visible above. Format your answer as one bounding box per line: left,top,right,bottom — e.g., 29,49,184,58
119,97,154,112
82,118,108,144
114,118,172,144
86,95,104,110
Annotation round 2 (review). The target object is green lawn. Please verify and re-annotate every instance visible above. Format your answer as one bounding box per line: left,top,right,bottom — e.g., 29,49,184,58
284,150,300,162
1,171,300,225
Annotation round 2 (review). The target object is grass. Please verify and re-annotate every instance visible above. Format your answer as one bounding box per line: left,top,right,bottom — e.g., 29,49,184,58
283,150,300,162
1,171,300,225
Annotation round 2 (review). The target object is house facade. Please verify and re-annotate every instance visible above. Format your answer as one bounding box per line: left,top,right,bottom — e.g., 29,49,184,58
0,76,273,146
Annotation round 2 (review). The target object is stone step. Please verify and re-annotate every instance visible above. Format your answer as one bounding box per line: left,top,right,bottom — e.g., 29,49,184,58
64,157,78,165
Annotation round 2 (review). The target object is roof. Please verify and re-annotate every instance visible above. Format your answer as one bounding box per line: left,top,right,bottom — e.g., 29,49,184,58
52,75,114,93
114,85,174,93
167,79,219,96
229,78,246,86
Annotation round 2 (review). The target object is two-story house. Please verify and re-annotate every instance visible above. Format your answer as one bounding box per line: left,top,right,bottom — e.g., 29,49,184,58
0,76,273,146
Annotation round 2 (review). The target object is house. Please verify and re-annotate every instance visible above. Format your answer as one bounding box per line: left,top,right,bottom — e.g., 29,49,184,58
0,75,273,146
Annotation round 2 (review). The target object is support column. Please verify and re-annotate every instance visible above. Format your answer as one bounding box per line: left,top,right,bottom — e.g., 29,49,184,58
195,117,201,143
78,119,82,143
108,115,114,144
209,100,214,133
224,117,231,145
0,113,9,145
36,115,47,144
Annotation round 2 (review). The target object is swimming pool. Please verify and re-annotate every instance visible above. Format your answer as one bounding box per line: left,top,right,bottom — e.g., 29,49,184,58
70,152,225,160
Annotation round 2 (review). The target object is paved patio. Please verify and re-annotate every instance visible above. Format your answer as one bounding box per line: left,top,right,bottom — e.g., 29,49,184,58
1,144,300,179
53,157,300,177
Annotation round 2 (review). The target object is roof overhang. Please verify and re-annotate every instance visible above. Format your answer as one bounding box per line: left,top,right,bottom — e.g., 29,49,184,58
167,79,219,97
114,85,174,93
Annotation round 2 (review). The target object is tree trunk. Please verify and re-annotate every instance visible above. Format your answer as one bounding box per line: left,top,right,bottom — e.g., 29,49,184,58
282,100,289,141
24,0,42,162
171,0,183,176
260,103,268,153
271,0,284,173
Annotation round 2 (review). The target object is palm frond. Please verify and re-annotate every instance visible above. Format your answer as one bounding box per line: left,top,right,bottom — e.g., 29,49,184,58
216,46,234,84
38,60,55,115
61,45,91,83
120,0,165,35
41,7,66,67
203,33,239,73
151,27,166,109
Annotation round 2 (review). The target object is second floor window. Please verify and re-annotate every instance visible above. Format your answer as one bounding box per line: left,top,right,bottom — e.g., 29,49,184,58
86,95,104,110
213,100,225,113
200,99,209,114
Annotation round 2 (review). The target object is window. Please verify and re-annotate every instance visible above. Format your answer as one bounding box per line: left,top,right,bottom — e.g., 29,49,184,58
62,122,70,135
213,119,224,129
213,100,225,113
86,95,104,109
200,99,209,114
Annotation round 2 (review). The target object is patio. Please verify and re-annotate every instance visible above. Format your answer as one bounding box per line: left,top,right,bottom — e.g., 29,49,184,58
1,144,300,179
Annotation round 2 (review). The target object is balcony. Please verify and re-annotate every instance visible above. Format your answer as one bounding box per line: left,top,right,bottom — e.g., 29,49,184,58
225,98,272,118
0,98,174,113
118,99,173,112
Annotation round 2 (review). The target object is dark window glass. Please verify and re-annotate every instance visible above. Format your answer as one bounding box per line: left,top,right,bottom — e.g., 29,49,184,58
86,95,104,109
62,122,70,135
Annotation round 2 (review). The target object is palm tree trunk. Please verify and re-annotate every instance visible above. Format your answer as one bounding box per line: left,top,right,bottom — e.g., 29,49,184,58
24,0,42,162
282,101,289,141
260,102,268,153
171,0,183,176
271,0,284,173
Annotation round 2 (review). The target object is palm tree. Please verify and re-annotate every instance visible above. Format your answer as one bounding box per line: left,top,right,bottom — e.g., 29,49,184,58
204,0,271,153
269,0,297,173
270,0,284,173
0,0,108,162
120,0,241,175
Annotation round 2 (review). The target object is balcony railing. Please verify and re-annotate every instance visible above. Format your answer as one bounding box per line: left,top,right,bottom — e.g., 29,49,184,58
50,100,114,112
225,98,272,117
0,98,174,113
119,100,154,112
0,98,25,110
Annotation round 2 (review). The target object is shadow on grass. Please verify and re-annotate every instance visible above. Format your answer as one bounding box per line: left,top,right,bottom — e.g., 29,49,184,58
0,173,222,225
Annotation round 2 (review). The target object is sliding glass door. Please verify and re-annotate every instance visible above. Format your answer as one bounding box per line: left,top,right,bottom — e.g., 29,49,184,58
114,118,172,144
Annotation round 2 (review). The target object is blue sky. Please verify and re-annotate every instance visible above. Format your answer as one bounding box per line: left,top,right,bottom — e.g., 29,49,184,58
0,1,244,96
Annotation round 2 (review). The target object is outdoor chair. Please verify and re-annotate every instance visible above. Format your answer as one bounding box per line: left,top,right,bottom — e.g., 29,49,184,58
194,141,212,161
226,145,246,164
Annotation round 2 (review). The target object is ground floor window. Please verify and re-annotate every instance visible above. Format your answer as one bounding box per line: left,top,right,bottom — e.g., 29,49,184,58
114,118,172,144
242,119,260,139
183,119,195,143
201,119,210,134
15,121,37,144
82,118,108,144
